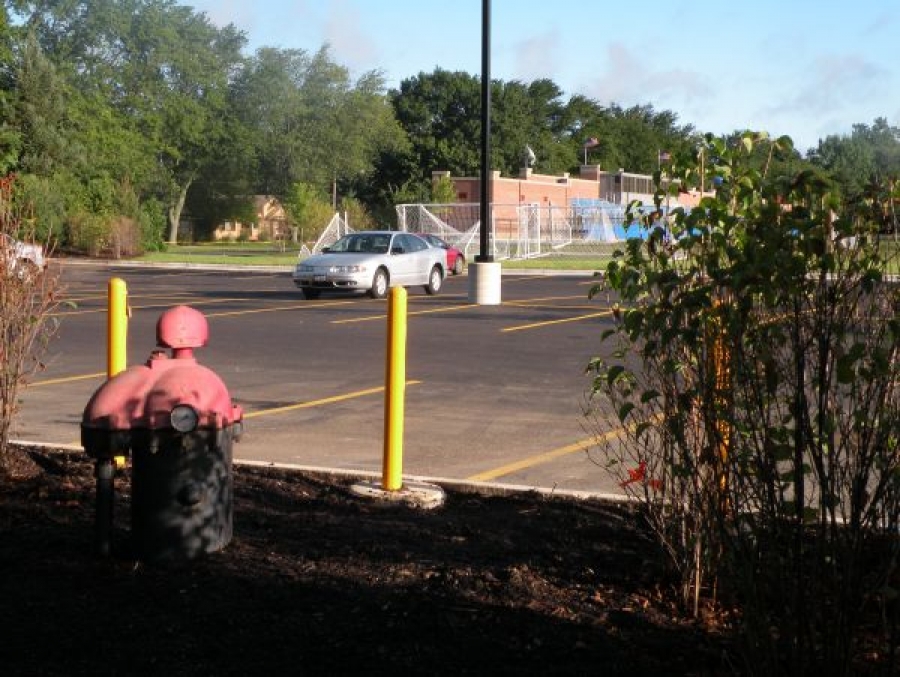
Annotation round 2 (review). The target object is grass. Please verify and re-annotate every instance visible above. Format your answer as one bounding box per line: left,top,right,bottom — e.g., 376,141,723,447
140,249,300,266
137,242,613,271
136,238,900,274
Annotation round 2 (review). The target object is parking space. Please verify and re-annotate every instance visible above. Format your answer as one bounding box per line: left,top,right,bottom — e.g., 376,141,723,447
15,262,623,493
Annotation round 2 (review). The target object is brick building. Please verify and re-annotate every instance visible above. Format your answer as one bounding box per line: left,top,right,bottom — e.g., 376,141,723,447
435,165,705,218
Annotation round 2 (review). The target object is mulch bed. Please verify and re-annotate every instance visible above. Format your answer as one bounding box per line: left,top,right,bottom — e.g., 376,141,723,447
0,446,733,676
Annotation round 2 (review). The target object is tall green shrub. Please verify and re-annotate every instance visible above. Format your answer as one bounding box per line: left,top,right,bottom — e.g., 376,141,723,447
588,132,900,675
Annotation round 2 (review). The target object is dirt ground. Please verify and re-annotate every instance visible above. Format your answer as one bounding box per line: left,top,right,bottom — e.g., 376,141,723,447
0,445,735,676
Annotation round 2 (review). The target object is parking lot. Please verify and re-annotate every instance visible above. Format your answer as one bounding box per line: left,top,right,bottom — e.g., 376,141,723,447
14,261,624,494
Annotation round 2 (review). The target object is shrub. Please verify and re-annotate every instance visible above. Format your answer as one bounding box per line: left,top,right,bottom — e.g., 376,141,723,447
0,174,61,475
588,132,900,675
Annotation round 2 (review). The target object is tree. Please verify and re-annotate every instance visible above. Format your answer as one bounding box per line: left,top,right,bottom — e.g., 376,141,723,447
389,69,483,190
281,181,332,244
16,0,248,243
230,45,404,224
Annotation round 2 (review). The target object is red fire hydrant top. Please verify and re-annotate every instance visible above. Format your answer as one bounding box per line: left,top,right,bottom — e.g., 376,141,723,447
82,306,242,432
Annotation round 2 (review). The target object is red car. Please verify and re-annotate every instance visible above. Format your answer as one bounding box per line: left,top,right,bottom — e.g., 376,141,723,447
422,234,465,275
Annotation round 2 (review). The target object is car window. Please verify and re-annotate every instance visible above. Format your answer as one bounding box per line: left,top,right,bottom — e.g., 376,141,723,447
370,235,390,254
404,234,428,253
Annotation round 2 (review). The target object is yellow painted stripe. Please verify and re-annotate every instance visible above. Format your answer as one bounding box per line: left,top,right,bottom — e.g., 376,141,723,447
31,372,106,387
51,296,265,317
332,303,473,325
60,291,196,304
242,380,422,419
502,309,613,333
504,294,586,305
466,432,609,482
207,298,360,318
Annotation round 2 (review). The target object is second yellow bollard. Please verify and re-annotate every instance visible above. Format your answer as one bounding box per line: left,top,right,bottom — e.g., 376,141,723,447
382,286,407,491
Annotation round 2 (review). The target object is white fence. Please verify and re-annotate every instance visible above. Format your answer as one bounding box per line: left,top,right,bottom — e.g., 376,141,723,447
395,201,647,260
311,212,353,254
308,202,649,262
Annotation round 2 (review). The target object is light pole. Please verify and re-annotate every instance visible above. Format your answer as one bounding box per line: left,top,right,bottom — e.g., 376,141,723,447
468,0,502,304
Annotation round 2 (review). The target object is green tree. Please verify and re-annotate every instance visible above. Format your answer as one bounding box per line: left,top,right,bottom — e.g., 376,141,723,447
282,181,332,244
389,69,483,192
232,46,404,205
430,173,456,203
17,0,247,243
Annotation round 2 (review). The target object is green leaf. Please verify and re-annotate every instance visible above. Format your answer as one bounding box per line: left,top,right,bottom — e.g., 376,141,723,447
640,389,661,404
617,402,635,422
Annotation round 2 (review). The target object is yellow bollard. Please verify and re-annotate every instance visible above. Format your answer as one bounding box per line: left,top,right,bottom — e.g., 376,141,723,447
107,278,129,469
382,286,408,491
107,278,129,378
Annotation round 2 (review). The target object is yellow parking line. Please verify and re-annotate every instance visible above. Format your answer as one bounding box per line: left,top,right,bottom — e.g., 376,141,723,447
332,303,473,325
31,372,106,386
466,429,619,482
504,294,586,305
242,381,421,419
61,291,196,304
51,296,270,317
502,309,613,333
207,298,360,318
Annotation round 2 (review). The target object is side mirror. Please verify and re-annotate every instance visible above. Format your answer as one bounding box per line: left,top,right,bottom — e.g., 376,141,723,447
391,246,405,255
322,246,331,253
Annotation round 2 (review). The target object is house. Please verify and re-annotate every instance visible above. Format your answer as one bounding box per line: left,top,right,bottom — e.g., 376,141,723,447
213,195,289,242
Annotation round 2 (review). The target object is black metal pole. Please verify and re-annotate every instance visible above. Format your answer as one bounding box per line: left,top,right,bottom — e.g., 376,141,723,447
477,0,493,263
95,458,114,556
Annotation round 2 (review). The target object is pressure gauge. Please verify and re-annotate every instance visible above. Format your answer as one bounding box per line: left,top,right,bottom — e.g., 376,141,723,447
170,404,199,433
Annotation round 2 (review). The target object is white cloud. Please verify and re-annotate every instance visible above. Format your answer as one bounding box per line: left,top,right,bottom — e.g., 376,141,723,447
755,52,887,147
581,42,712,109
510,30,561,83
323,0,380,71
190,0,256,33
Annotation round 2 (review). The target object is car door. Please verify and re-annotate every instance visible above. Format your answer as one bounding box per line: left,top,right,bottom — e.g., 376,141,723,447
389,233,417,285
401,233,433,284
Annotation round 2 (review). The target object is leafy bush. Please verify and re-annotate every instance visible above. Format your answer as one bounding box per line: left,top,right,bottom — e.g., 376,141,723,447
588,132,900,675
0,174,61,474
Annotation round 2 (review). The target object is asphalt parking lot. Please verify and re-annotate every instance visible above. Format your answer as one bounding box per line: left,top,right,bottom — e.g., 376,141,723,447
14,261,625,494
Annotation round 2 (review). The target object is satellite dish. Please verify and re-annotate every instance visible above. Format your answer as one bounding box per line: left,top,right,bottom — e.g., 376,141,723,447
524,145,536,168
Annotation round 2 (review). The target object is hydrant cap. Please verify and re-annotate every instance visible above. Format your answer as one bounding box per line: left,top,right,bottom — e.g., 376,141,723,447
156,305,209,349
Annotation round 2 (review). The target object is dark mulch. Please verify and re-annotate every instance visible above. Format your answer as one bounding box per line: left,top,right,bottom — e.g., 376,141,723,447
0,446,735,676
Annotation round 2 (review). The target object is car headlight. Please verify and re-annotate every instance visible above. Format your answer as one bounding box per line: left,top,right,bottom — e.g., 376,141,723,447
298,264,314,273
329,264,367,274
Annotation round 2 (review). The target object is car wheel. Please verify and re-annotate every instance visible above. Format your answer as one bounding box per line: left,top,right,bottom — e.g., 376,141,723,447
424,265,442,295
302,288,321,300
452,255,465,275
369,268,389,299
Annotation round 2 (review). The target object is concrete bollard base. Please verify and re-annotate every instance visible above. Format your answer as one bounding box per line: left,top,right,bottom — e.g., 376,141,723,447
350,480,446,509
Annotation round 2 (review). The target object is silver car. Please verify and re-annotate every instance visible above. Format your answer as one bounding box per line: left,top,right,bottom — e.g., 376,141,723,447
292,231,446,300
2,233,46,278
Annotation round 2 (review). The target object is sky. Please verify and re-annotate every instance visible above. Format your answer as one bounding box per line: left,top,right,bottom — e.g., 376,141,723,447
185,0,900,153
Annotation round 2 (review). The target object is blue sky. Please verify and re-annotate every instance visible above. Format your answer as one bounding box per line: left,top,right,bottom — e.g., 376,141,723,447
186,0,900,153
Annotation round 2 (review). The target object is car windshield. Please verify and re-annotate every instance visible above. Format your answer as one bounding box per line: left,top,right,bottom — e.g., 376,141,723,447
329,233,392,254
424,235,447,248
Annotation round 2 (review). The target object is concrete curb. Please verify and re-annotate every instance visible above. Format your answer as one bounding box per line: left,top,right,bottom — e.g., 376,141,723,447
13,439,631,504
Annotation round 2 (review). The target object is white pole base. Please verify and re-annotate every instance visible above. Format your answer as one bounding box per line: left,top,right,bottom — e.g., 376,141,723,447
467,261,502,305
